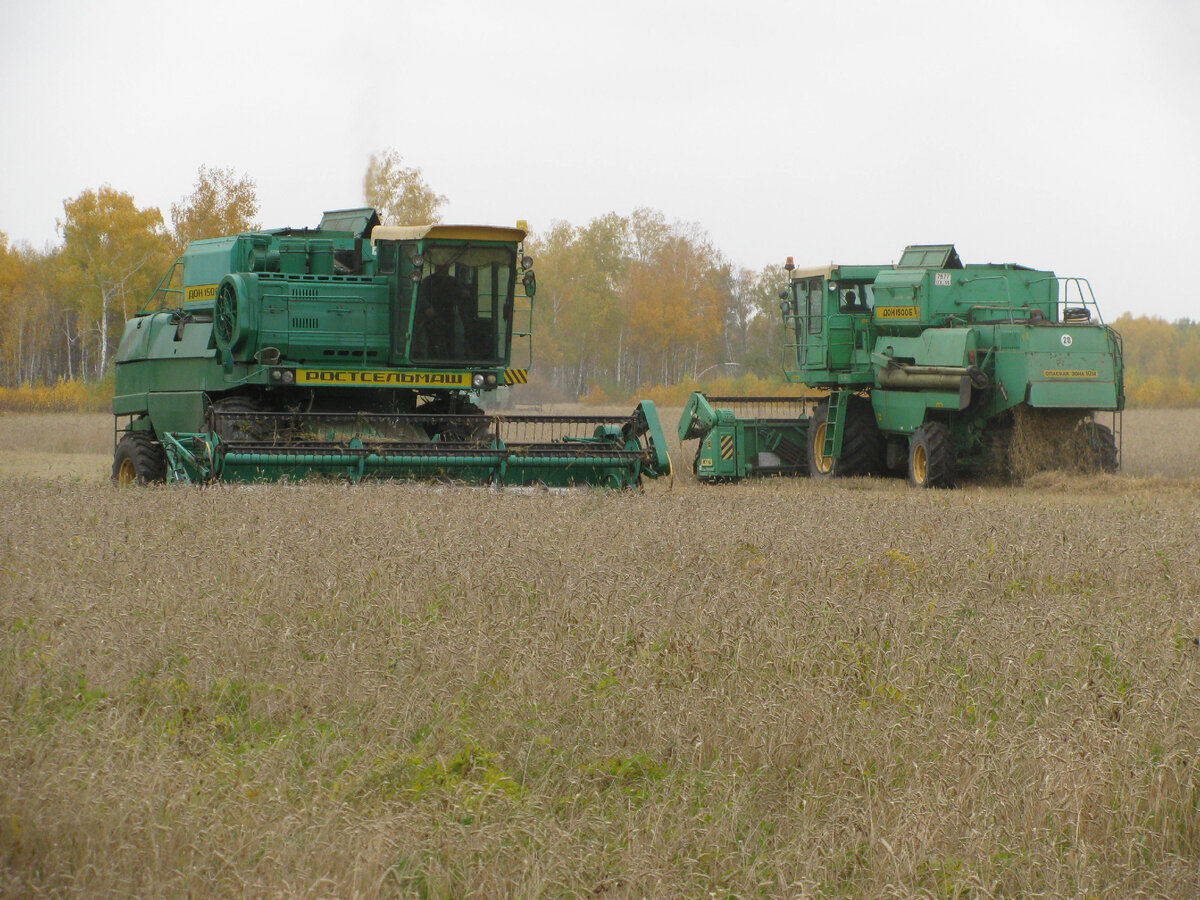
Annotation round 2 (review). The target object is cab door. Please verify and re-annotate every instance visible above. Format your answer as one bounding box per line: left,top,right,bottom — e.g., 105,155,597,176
377,240,418,365
826,282,862,372
801,277,827,374
786,276,833,379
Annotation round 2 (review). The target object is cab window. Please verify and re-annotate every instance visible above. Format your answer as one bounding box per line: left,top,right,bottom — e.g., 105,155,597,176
838,284,874,313
377,242,398,275
807,279,823,335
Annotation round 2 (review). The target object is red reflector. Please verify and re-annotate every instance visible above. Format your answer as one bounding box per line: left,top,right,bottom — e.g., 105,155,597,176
968,349,976,363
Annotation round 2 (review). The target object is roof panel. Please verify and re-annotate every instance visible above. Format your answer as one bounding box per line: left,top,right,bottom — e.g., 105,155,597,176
898,244,962,269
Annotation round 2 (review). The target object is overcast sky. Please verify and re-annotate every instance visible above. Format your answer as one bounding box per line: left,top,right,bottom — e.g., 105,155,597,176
2,0,1197,321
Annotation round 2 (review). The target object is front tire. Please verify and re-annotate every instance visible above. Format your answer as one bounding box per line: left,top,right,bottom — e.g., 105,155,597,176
807,395,884,479
908,421,955,488
113,432,167,485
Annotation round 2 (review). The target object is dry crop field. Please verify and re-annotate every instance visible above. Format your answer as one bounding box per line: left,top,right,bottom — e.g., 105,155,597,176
3,410,1200,898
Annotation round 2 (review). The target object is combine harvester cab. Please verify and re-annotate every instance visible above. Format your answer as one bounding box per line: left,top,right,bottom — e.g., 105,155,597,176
679,244,1124,487
112,210,671,488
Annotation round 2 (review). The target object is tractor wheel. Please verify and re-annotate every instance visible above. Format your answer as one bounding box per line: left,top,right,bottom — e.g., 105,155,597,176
1080,421,1119,473
113,432,167,485
807,396,885,479
908,421,956,488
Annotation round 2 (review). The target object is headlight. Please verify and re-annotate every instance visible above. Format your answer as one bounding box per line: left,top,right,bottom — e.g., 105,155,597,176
282,370,296,385
522,255,534,270
486,374,497,386
472,374,486,388
412,254,424,269
270,369,282,382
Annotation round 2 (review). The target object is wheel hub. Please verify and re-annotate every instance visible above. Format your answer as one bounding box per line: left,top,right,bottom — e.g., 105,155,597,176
912,443,928,484
813,423,834,474
117,457,137,486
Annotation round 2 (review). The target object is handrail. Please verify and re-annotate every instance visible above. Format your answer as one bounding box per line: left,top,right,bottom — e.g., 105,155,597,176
1057,276,1105,324
511,288,534,371
137,257,184,314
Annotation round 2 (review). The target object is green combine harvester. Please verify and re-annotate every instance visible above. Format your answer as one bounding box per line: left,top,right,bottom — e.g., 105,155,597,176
679,244,1123,487
112,210,671,488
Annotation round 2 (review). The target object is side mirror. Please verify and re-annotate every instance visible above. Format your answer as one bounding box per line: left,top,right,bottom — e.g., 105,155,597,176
522,271,537,298
779,300,792,315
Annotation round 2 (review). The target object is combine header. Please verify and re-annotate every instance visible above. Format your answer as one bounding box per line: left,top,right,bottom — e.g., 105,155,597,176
678,394,818,480
112,210,671,487
679,244,1123,487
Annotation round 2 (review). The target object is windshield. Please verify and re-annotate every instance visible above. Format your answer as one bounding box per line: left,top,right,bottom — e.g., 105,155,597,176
411,242,516,366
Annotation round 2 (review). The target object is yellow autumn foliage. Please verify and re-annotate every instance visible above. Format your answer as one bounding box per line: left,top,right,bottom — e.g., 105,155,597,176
0,377,111,413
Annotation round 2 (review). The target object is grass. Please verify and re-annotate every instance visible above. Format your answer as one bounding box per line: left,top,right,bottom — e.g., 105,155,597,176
2,409,1200,896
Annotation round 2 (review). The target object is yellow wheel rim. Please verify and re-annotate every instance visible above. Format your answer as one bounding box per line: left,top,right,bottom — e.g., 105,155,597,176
117,457,137,486
813,423,834,474
912,443,928,485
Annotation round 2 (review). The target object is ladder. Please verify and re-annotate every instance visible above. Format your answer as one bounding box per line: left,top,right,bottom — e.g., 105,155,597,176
822,390,849,461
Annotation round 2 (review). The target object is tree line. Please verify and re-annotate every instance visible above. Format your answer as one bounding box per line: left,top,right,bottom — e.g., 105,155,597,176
1111,314,1200,407
1,155,1197,407
0,166,259,387
524,211,785,401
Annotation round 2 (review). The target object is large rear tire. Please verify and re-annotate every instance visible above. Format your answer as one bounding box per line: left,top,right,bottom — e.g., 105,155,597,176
113,432,167,485
1081,421,1118,473
908,421,955,488
807,396,885,479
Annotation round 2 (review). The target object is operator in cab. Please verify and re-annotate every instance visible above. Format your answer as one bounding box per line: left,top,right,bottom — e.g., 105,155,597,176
416,264,465,360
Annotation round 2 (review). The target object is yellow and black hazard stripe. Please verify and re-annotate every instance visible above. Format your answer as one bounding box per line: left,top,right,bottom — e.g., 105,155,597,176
720,433,735,461
504,369,529,385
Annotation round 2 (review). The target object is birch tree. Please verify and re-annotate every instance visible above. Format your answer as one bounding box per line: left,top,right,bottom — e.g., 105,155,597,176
58,187,169,377
363,150,447,224
170,165,259,250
